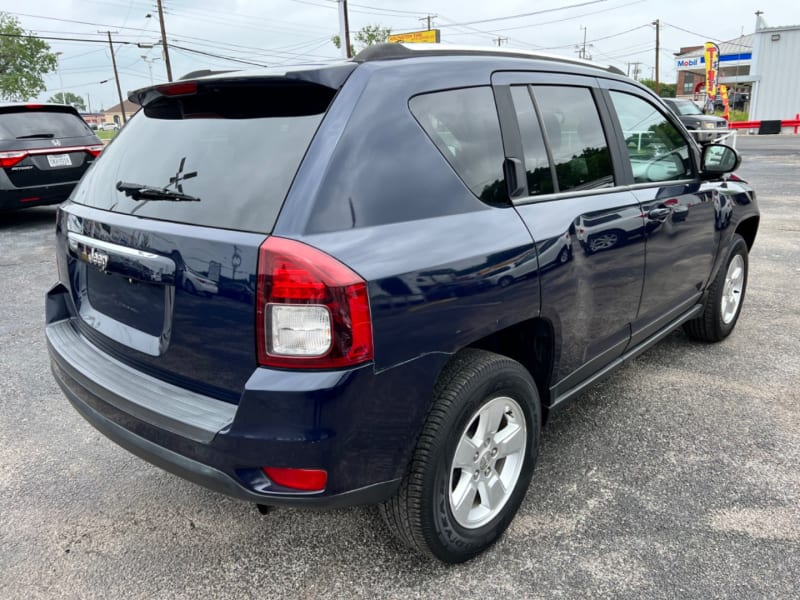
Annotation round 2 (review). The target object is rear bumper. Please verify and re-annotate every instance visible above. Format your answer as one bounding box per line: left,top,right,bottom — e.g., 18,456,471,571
45,283,445,508
0,181,76,210
51,355,397,507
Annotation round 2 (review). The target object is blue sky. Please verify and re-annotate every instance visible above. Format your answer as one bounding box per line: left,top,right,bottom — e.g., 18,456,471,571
1,0,797,109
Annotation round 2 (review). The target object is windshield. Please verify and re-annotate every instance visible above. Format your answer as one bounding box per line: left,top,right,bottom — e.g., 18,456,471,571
668,99,703,116
69,82,334,233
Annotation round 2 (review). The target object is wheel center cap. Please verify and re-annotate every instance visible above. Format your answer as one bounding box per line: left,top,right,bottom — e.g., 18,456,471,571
479,454,490,470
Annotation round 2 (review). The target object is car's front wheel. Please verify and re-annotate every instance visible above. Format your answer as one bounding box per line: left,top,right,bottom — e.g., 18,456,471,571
684,233,749,342
380,349,540,563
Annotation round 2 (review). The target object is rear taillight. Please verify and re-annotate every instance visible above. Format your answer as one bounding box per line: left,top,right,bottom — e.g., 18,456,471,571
85,144,105,158
256,236,373,369
0,151,28,168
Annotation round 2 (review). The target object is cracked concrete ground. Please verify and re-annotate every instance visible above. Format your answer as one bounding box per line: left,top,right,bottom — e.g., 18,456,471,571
0,135,798,599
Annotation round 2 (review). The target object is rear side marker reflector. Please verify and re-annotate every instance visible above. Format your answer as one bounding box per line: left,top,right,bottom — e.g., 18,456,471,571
262,467,327,491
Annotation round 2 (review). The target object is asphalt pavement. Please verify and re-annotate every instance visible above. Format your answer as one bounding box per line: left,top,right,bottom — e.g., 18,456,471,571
1,134,798,599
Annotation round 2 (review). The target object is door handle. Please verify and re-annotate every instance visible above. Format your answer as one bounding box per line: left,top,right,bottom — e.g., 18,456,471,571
647,207,670,220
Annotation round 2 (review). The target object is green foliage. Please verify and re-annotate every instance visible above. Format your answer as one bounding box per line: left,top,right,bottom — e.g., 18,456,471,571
0,13,58,101
332,23,391,56
330,34,356,57
638,78,677,98
48,91,86,111
355,24,391,48
714,108,748,122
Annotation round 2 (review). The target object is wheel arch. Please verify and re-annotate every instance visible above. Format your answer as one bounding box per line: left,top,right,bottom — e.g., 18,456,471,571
735,215,759,250
464,317,555,423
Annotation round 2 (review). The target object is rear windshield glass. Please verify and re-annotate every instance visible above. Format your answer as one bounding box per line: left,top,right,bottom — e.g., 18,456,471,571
69,82,334,233
0,110,93,140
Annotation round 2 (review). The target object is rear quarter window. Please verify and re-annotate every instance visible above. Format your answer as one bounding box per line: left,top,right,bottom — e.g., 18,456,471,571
409,87,506,204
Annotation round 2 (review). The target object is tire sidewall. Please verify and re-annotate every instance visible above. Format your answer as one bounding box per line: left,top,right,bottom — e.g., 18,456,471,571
423,363,540,562
714,235,749,338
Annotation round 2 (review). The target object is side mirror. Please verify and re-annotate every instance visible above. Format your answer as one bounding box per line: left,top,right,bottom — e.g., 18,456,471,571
701,144,741,177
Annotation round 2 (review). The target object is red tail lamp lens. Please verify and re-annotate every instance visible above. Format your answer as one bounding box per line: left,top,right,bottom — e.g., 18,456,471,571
256,236,373,369
262,467,327,491
86,144,105,158
0,151,28,168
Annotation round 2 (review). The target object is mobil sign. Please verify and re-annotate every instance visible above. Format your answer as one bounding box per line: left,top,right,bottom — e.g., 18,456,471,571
676,56,702,69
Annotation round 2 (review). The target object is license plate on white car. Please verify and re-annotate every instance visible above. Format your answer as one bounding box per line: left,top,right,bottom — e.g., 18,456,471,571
47,154,72,168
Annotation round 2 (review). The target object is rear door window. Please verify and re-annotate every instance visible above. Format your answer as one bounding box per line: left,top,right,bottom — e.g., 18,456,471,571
0,110,93,140
530,86,615,193
69,82,335,233
409,87,506,203
510,86,555,196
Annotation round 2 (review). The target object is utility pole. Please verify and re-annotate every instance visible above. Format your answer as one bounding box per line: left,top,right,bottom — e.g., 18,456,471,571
419,14,437,30
337,0,352,58
156,0,173,81
100,30,126,123
631,61,642,80
494,37,508,47
580,26,588,59
575,26,591,60
653,19,660,95
142,55,161,85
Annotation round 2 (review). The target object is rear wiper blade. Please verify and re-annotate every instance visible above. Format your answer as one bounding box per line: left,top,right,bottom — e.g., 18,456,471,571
16,132,55,139
116,181,201,202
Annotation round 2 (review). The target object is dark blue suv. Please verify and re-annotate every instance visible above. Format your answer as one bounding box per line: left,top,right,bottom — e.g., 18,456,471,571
46,44,759,563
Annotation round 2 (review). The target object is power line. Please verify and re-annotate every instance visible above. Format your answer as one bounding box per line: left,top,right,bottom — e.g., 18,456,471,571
443,0,645,36
167,44,269,67
437,1,609,28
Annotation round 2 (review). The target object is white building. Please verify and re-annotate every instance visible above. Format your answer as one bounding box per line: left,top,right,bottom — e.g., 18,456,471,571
674,14,800,130
749,25,800,122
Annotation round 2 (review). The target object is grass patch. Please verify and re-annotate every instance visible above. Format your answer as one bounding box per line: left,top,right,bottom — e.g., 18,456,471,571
714,109,748,122
95,129,117,141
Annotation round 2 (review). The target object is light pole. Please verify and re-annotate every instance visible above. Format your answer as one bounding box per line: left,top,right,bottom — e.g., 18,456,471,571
55,51,65,104
141,55,161,85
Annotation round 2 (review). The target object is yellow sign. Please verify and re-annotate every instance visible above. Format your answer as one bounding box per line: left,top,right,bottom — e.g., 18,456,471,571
704,42,720,97
388,29,440,44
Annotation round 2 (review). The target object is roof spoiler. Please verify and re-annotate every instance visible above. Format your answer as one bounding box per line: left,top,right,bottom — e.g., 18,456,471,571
129,63,357,106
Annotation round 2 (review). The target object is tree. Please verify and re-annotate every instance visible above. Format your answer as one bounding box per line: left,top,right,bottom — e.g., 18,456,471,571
332,24,392,57
639,78,677,98
0,13,58,101
48,92,86,111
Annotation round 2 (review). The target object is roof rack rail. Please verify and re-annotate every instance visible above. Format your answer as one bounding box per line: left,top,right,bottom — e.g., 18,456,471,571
353,43,625,76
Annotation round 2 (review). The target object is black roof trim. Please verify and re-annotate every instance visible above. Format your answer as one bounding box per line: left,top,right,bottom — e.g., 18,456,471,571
353,43,626,76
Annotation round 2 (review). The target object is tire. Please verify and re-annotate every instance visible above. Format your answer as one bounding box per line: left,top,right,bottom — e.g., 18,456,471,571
380,349,541,563
684,233,748,342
